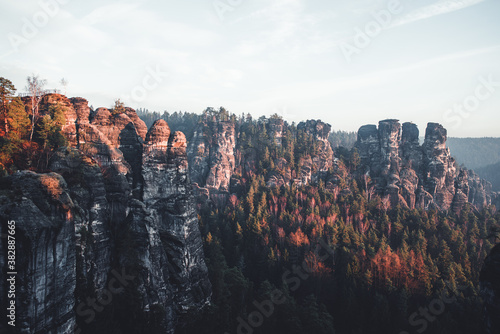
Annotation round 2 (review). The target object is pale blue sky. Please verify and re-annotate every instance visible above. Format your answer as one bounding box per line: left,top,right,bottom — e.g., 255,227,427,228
1,0,499,136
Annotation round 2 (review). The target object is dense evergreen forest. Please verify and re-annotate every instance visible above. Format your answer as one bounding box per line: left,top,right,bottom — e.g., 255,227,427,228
2,72,498,333
136,109,499,334
136,108,200,141
328,130,357,149
477,162,500,193
444,138,500,191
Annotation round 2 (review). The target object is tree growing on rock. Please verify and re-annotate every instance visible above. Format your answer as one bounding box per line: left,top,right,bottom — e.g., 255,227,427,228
0,78,30,173
37,103,67,149
26,74,47,141
0,77,17,134
112,99,126,115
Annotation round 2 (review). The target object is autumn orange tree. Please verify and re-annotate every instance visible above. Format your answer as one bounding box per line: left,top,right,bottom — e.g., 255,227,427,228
0,77,17,135
0,78,31,173
111,99,126,115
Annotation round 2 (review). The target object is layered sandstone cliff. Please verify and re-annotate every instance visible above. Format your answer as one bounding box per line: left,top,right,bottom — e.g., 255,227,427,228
0,94,210,334
355,120,497,212
187,116,337,205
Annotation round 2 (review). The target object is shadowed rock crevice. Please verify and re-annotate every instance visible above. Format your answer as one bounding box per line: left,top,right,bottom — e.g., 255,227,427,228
0,98,211,334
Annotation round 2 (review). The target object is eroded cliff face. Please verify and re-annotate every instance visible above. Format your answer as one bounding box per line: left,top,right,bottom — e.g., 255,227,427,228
0,172,77,334
421,123,458,210
187,117,237,206
355,120,497,212
141,121,210,313
297,120,334,185
0,95,210,334
187,116,337,206
468,169,497,210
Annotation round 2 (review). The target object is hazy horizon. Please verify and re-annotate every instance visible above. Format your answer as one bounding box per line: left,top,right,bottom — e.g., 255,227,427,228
1,0,499,137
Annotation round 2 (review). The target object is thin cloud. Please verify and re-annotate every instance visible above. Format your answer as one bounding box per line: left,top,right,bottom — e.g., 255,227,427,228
375,45,500,76
392,0,487,27
83,3,141,25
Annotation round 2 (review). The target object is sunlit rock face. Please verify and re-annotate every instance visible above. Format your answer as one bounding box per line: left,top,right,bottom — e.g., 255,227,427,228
187,116,337,206
188,118,237,199
355,120,497,212
0,100,210,334
298,120,335,184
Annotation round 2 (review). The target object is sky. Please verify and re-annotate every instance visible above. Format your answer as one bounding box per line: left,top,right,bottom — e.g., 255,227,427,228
1,0,499,137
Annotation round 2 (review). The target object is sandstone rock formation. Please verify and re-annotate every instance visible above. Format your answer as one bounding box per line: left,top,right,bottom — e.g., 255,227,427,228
355,120,498,212
268,117,285,146
0,96,211,334
187,118,236,196
0,172,77,334
297,120,334,184
187,116,337,205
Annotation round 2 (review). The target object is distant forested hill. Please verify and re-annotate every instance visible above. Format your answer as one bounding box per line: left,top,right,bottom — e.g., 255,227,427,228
446,138,500,191
477,162,500,192
136,108,200,141
328,130,357,149
447,138,500,169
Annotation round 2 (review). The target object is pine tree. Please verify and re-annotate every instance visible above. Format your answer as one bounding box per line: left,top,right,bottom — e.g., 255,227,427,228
0,77,17,135
5,97,30,140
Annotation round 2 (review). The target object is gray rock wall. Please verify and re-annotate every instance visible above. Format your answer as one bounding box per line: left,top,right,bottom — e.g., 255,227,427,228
355,120,497,212
0,97,211,333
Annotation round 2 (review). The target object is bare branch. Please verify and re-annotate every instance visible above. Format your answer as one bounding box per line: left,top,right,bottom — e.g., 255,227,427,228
26,74,47,142
60,78,68,95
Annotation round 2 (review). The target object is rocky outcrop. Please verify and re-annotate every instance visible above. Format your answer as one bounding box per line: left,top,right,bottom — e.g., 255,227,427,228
297,119,331,142
143,120,172,201
112,121,211,333
0,171,77,334
453,170,470,215
421,123,458,210
298,120,335,184
125,107,148,141
0,98,211,333
469,169,496,210
355,120,497,212
188,120,236,193
480,243,500,334
187,116,237,207
21,93,79,146
43,94,79,146
399,122,423,208
70,97,91,124
187,116,338,204
49,149,113,302
268,117,285,146
263,119,337,189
